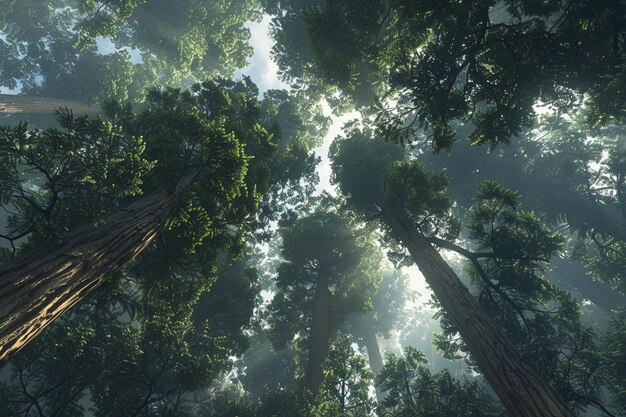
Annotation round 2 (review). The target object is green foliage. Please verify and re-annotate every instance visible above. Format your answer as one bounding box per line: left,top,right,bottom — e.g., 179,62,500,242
268,0,626,148
467,181,565,292
0,0,262,103
311,335,376,417
329,124,405,213
383,161,459,240
0,111,153,255
0,78,324,417
599,315,626,414
586,241,626,294
268,202,383,350
432,182,616,413
329,125,459,240
377,346,504,417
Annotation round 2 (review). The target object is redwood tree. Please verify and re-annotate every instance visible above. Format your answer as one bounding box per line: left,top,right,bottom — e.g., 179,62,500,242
268,202,382,396
0,79,325,363
329,127,577,417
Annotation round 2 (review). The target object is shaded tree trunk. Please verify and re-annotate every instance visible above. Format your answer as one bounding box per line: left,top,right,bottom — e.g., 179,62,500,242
305,273,331,397
384,212,576,417
0,190,173,362
348,313,385,400
0,94,100,114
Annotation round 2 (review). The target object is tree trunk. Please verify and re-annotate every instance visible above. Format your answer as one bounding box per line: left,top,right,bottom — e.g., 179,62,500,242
362,325,383,376
361,324,385,401
304,273,331,397
0,94,100,114
384,213,576,417
0,190,173,362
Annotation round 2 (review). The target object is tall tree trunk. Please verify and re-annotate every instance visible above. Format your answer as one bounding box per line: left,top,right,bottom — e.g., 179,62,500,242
362,325,383,376
383,212,576,417
0,190,173,362
304,273,331,397
348,313,385,400
0,94,100,114
361,325,385,401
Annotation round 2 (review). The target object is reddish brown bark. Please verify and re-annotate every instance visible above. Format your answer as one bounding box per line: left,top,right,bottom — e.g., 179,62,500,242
0,191,173,362
304,273,331,397
384,213,576,417
0,94,100,114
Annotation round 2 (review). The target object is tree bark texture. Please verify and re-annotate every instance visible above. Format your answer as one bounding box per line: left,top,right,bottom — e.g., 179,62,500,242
305,273,331,397
0,94,100,114
384,213,576,417
0,191,173,362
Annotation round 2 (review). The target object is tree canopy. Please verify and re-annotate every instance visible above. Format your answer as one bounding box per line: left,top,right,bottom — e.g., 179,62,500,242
1,2,626,417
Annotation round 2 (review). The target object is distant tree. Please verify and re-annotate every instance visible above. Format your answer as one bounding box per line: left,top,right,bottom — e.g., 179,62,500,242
268,200,382,396
311,334,376,417
345,267,410,400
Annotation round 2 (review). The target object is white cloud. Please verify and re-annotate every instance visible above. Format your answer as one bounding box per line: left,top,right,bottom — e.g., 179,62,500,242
235,16,288,94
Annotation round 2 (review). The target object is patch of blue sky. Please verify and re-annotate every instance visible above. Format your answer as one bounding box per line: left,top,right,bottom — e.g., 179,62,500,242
96,36,143,64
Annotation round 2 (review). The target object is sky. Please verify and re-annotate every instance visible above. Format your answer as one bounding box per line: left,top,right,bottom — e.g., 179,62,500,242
234,17,361,195
236,17,434,305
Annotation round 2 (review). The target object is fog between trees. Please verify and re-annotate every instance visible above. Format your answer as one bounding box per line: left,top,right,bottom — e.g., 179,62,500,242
0,1,625,416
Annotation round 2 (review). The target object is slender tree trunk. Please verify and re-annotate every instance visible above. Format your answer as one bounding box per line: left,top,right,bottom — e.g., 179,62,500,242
383,212,576,417
362,325,383,376
0,190,173,362
0,94,100,114
304,273,331,397
348,313,385,400
361,325,385,401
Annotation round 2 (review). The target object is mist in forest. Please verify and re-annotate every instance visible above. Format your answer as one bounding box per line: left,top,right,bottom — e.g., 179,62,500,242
0,1,624,417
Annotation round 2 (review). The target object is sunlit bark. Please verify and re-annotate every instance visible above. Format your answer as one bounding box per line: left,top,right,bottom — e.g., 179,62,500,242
0,191,173,362
0,94,100,114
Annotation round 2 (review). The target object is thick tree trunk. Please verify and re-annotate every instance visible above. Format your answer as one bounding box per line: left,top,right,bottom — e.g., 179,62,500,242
384,213,576,417
0,190,173,362
304,273,331,397
0,94,100,114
